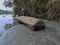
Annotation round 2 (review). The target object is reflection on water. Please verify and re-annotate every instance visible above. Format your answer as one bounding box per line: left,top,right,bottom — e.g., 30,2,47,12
0,14,17,35
4,21,17,30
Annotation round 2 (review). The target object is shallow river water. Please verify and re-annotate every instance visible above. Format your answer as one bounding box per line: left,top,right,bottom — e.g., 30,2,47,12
0,14,14,35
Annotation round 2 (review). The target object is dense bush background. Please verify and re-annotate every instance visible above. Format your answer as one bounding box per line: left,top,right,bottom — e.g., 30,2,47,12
4,0,60,20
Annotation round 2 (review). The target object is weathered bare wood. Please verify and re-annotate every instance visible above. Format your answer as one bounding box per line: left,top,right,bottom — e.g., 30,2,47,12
15,16,45,31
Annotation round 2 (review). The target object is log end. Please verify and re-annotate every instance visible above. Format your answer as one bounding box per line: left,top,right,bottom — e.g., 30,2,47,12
33,20,45,31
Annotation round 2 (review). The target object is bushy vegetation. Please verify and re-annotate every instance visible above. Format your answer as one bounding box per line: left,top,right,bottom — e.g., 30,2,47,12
13,0,49,17
4,0,60,20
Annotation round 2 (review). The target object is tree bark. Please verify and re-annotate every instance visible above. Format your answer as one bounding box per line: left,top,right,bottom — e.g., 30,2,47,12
15,16,45,31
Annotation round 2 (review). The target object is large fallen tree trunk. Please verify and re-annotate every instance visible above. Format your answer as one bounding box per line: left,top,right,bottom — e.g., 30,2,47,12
15,16,45,31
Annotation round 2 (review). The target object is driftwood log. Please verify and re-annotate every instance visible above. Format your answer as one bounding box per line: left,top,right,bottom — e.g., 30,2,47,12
15,16,45,31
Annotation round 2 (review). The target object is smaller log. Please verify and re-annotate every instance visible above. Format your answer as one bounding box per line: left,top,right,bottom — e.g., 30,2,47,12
15,16,45,31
